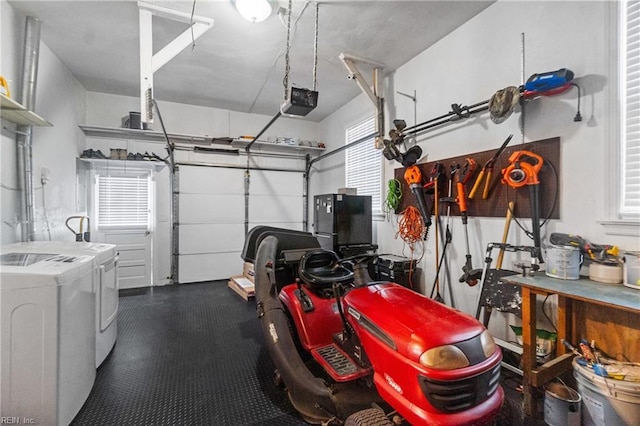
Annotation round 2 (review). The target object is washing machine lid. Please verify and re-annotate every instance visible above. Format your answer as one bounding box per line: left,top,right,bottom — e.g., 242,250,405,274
4,241,117,264
0,253,94,290
0,252,57,266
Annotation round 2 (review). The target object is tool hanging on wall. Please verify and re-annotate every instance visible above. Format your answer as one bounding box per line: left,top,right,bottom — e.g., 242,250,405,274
469,134,514,200
455,159,482,286
434,164,459,297
381,68,576,166
427,163,447,303
501,150,544,263
404,162,432,239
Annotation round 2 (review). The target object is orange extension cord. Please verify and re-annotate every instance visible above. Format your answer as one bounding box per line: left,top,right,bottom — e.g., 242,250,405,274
396,206,426,288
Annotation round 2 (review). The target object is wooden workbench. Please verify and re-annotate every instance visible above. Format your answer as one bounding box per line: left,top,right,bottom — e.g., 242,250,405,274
502,273,640,416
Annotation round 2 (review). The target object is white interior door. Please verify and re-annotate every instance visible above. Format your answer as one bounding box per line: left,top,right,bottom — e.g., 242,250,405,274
91,167,153,289
177,166,303,283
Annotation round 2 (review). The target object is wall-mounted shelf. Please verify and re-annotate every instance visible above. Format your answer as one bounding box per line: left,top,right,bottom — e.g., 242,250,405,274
77,157,166,171
1,93,52,126
78,125,229,145
231,139,325,156
79,125,325,157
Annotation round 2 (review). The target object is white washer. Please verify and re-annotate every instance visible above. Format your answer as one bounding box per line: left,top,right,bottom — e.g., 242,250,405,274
1,251,96,425
4,242,119,367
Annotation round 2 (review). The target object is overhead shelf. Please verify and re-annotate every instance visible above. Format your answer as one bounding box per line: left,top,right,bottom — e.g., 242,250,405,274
231,139,325,156
79,125,325,157
77,157,166,171
79,125,229,145
1,93,52,127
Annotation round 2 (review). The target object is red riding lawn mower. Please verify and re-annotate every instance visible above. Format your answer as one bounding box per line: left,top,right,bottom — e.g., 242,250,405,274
242,226,504,425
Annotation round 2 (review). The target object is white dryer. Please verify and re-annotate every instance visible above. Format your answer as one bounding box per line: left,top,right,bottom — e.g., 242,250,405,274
4,241,119,367
0,251,96,425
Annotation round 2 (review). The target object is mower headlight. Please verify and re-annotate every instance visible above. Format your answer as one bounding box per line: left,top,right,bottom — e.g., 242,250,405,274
419,345,469,370
480,330,497,358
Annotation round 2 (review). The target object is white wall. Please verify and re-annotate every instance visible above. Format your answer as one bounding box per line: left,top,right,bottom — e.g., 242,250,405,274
1,0,22,244
2,0,319,284
84,92,319,285
315,1,640,340
1,1,87,245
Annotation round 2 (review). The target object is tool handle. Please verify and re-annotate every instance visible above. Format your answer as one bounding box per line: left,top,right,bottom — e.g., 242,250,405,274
496,201,515,269
482,169,493,199
529,184,543,262
456,181,468,214
468,169,485,199
411,185,432,231
434,179,440,290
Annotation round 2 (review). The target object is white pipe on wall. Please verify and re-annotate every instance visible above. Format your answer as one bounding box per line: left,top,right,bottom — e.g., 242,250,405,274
16,16,41,242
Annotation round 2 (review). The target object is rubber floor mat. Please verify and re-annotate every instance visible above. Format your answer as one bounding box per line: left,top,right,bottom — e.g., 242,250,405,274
72,281,541,425
72,281,305,425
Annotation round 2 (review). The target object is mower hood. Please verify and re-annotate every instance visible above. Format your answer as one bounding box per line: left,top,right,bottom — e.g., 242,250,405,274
345,283,486,362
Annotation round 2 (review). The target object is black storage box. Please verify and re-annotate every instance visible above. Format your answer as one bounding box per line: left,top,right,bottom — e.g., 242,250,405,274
371,254,417,289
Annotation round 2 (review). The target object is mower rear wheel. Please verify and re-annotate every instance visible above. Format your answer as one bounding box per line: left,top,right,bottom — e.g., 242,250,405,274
345,408,393,426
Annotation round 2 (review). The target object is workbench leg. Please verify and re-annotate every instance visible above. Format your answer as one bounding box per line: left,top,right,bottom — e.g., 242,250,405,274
522,287,538,417
557,296,571,355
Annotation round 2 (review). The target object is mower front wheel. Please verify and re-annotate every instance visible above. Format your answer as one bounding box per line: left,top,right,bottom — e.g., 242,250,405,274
345,408,393,426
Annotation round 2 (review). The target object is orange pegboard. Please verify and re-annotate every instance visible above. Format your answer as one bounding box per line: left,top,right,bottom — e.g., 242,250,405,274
393,136,560,220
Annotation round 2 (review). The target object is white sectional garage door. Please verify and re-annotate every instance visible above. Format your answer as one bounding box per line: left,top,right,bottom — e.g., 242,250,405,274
177,165,303,283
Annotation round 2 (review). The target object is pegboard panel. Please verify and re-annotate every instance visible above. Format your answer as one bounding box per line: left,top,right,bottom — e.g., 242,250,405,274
393,137,560,220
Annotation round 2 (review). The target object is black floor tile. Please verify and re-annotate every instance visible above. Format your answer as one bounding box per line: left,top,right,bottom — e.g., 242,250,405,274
74,281,545,425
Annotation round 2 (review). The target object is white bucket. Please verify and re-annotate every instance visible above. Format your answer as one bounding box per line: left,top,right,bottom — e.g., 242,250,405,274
545,245,582,280
573,359,640,426
623,252,640,290
544,381,581,426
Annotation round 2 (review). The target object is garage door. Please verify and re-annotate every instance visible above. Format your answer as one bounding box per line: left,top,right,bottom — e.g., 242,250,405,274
177,165,303,283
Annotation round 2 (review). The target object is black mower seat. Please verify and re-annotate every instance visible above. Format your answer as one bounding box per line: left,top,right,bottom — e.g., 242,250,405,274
299,250,354,288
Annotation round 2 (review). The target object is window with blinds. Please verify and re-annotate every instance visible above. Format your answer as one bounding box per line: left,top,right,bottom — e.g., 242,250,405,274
621,0,640,218
345,116,382,214
96,171,151,229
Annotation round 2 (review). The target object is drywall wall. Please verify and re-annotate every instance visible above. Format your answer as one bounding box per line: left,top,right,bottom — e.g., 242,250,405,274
2,0,319,285
1,1,87,245
85,92,319,285
316,0,640,341
1,0,22,244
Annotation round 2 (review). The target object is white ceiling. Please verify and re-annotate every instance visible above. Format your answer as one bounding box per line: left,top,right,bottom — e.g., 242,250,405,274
8,0,494,122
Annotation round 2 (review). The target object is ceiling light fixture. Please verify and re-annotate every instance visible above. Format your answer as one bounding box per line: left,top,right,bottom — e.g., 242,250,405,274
234,0,272,23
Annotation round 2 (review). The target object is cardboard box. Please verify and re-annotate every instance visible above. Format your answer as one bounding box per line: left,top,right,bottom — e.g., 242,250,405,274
228,275,255,301
243,261,255,283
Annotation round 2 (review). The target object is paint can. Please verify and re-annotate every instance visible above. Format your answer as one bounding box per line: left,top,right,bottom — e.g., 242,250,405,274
544,380,581,426
573,358,640,425
623,251,640,290
545,245,582,280
589,261,623,284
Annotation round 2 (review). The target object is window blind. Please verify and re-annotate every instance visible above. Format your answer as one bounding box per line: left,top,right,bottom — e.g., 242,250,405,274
622,0,640,217
96,173,150,229
345,117,381,213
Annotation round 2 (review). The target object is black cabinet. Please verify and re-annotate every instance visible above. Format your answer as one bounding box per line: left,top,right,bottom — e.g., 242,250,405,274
313,194,374,256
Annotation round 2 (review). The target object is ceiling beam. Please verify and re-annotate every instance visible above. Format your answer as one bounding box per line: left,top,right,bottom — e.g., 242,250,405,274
339,53,386,148
138,1,214,124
